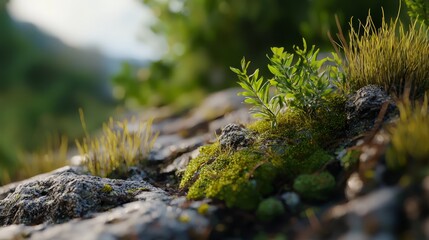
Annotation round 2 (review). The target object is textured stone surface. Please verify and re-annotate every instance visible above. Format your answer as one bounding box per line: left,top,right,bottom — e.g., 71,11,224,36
0,168,163,226
0,195,211,240
345,85,396,135
149,134,210,162
219,123,255,150
316,188,401,239
28,197,210,240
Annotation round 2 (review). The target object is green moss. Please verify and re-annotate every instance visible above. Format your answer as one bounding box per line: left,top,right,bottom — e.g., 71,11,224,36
340,149,361,170
293,171,335,201
186,149,277,210
181,101,345,209
101,184,113,193
197,203,210,215
256,197,285,222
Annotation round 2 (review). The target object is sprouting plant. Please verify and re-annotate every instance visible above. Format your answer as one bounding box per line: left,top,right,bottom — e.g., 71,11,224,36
231,39,339,127
404,0,429,25
268,39,335,116
75,110,158,178
335,11,429,99
230,58,283,127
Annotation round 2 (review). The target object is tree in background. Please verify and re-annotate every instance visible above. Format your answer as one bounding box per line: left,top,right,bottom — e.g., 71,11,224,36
113,0,404,109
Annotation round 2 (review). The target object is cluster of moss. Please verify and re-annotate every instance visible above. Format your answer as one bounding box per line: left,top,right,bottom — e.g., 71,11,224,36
180,98,346,210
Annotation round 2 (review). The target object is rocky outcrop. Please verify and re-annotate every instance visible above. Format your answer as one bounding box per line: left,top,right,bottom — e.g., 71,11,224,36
345,85,396,136
0,168,163,226
218,123,255,150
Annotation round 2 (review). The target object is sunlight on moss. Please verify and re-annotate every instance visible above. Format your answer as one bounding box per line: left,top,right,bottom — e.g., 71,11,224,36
180,105,345,209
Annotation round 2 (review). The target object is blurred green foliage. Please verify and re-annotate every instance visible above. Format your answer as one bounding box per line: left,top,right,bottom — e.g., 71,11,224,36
0,2,115,181
404,0,429,25
113,0,404,109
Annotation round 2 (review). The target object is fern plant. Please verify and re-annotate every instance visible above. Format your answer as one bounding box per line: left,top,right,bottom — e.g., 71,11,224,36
230,58,283,127
232,39,339,127
268,39,335,116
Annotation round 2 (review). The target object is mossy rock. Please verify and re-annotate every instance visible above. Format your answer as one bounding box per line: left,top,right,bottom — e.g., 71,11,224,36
181,144,278,210
293,171,336,201
180,105,345,210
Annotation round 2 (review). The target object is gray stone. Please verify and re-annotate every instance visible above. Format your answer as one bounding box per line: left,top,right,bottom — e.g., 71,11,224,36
319,188,401,238
219,123,255,150
148,134,210,162
281,192,300,209
345,85,396,136
2,195,210,240
0,168,164,226
161,148,201,174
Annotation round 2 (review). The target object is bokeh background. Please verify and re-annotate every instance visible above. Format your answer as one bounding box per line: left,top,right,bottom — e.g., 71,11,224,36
0,0,406,184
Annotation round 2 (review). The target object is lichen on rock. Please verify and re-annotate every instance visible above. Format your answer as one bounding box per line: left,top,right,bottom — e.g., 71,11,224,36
345,85,396,136
0,168,163,226
219,123,255,150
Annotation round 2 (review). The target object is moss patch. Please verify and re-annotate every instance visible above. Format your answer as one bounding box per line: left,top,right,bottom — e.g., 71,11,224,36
293,171,336,201
101,184,113,193
256,197,285,222
180,99,345,210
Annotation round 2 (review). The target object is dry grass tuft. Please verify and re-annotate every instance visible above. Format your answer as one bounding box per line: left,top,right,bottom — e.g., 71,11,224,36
1,135,69,185
334,11,429,99
75,110,158,178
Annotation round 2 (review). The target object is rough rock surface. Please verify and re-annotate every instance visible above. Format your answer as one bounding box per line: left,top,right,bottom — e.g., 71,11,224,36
315,188,401,239
345,85,396,135
0,168,162,226
218,123,255,150
0,194,211,240
0,87,424,239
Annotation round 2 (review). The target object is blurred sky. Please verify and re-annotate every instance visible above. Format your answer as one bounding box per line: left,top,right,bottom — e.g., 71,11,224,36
7,0,164,61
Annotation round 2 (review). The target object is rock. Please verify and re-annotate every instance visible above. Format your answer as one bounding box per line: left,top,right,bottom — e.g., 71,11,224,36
208,108,253,135
6,194,210,240
0,168,164,226
159,88,246,136
345,85,396,136
318,188,401,239
161,148,201,174
219,123,255,150
149,134,210,162
281,192,300,209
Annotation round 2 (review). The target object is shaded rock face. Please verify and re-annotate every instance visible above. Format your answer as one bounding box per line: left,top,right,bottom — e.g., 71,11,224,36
315,188,401,239
345,85,396,135
27,196,210,240
219,123,255,150
0,168,163,226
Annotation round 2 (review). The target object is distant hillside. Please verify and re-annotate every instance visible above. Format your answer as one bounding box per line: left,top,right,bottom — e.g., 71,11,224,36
0,1,118,173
